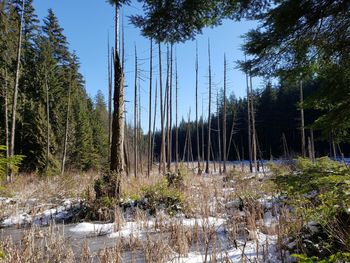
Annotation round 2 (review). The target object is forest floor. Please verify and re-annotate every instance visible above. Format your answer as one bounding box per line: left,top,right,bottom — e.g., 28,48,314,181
0,164,293,262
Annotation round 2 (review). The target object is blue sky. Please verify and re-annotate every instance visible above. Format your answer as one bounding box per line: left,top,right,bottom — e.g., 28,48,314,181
33,0,264,131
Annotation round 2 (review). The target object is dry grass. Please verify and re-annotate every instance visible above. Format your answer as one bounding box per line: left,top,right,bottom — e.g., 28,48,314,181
0,164,294,263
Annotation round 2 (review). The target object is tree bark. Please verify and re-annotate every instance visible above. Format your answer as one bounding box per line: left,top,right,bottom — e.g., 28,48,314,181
205,40,212,174
158,43,166,174
217,92,222,174
4,69,10,182
61,75,72,176
195,42,201,173
175,58,179,170
223,54,227,173
147,39,153,177
249,75,258,173
134,46,138,177
110,1,125,178
246,68,253,173
9,0,25,181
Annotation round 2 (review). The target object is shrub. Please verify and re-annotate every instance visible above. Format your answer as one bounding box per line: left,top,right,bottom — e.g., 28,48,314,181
0,145,24,179
272,157,350,259
142,179,185,215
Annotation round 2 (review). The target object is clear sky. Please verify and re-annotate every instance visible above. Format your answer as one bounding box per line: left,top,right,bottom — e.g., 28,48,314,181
33,0,263,132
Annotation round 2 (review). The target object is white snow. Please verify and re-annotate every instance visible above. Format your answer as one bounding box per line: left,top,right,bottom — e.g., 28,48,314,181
70,222,114,234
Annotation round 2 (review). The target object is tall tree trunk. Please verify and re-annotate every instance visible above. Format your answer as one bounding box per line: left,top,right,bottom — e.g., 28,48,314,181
175,58,179,170
195,42,201,173
165,46,170,171
147,39,153,177
110,1,125,182
108,39,112,163
246,66,253,173
201,99,205,170
151,81,158,169
138,80,143,174
4,69,10,182
9,0,25,180
249,75,257,173
300,79,306,157
61,75,72,176
158,43,166,174
217,92,222,174
223,54,227,173
227,110,237,160
310,129,315,162
205,40,212,174
134,46,138,177
168,44,173,171
45,74,50,173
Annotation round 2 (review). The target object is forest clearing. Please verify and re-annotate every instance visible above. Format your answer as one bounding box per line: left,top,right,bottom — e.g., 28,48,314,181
1,0,350,262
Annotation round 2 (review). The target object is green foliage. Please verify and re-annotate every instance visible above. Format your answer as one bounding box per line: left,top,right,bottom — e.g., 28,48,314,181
272,157,350,258
292,252,350,263
142,179,185,215
165,170,185,189
0,146,23,178
0,249,5,259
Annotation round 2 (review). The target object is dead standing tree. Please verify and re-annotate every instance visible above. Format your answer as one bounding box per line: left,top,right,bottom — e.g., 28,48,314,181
205,40,212,174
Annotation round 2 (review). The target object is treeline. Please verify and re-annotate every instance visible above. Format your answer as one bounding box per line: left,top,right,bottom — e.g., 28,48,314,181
0,0,109,174
153,80,350,163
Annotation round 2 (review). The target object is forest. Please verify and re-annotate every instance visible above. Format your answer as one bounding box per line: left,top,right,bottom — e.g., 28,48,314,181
0,0,350,262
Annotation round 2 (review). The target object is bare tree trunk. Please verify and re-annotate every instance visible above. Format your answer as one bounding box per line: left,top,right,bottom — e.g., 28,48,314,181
205,40,212,174
108,38,112,163
61,75,72,176
138,80,143,174
227,110,237,160
195,42,201,173
158,43,166,174
110,1,125,182
246,67,253,173
310,129,315,162
134,46,138,177
45,74,50,173
175,57,179,170
165,46,170,171
9,0,25,181
300,79,306,158
168,44,173,171
4,69,10,182
201,99,205,170
147,39,153,177
223,54,227,173
217,92,222,174
249,75,258,173
152,81,158,168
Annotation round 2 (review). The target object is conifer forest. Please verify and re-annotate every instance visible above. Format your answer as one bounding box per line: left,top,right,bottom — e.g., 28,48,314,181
0,1,350,262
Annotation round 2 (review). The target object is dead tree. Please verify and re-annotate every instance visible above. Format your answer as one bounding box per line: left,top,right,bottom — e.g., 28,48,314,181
151,81,158,168
216,92,222,174
249,75,258,173
134,46,138,177
245,67,253,173
195,42,201,173
223,54,227,173
108,37,112,163
110,1,125,181
147,39,153,177
158,43,166,174
205,40,212,174
175,56,179,170
3,69,10,181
